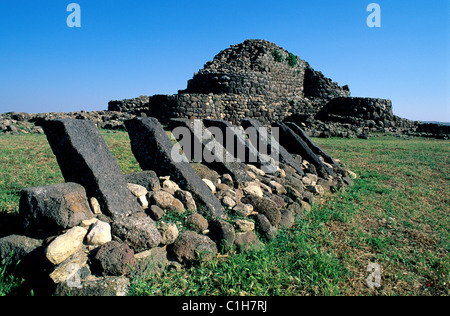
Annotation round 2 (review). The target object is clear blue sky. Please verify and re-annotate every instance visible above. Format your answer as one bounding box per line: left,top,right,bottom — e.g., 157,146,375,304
0,0,448,121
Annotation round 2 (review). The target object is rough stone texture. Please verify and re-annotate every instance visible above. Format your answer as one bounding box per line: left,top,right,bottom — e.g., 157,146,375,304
127,183,148,197
284,121,338,166
185,213,209,233
158,222,179,245
234,231,263,253
241,118,304,176
124,170,161,191
19,182,94,232
42,119,142,218
208,220,236,253
242,195,282,227
0,234,43,261
85,220,112,246
111,213,162,253
168,118,252,184
203,118,277,174
168,231,217,264
134,247,169,276
55,275,130,296
49,248,89,285
274,122,335,178
174,190,197,211
151,190,182,212
92,241,135,276
125,117,225,218
45,226,88,265
253,214,277,241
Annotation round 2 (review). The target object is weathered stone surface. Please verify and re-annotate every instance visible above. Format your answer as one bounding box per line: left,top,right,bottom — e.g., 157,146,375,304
174,190,197,211
42,119,142,217
134,247,169,276
285,122,338,166
19,182,94,232
234,219,255,232
233,203,254,217
151,190,178,211
147,205,165,221
111,213,162,252
55,275,130,297
124,170,161,191
49,248,89,285
274,122,336,178
127,183,148,197
242,195,282,226
253,214,277,241
46,226,88,265
202,179,216,193
279,209,295,229
89,197,102,215
185,213,209,233
168,231,217,264
234,231,263,253
168,118,253,184
221,174,234,187
243,184,264,198
208,220,236,252
241,118,304,176
85,220,112,246
125,117,225,219
0,234,43,261
203,119,277,174
92,241,135,276
158,222,179,245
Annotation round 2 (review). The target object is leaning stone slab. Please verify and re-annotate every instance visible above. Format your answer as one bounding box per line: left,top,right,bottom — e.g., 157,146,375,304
168,118,253,184
203,118,278,174
19,182,94,232
241,119,304,176
125,117,225,218
42,119,142,218
124,170,161,191
284,122,338,166
273,122,336,178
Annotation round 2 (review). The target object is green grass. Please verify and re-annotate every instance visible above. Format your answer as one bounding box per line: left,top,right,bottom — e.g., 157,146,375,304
0,132,449,296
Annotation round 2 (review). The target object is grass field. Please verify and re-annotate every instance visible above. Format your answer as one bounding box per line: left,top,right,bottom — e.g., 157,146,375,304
0,131,448,296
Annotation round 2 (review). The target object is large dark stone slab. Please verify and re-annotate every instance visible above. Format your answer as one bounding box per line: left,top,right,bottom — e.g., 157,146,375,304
124,117,225,218
240,119,304,176
168,118,252,184
42,119,142,218
203,119,278,174
273,122,336,178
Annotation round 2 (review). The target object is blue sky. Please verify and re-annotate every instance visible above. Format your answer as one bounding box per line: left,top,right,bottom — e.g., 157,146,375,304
0,1,448,121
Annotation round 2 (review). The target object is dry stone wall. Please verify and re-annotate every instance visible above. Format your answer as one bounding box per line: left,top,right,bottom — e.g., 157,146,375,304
0,116,355,296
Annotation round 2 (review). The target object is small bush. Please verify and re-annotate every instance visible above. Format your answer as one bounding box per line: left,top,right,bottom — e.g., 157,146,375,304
272,50,283,63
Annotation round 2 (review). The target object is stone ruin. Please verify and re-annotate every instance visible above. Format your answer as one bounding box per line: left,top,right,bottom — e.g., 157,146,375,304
0,115,355,296
107,39,448,139
1,40,447,139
